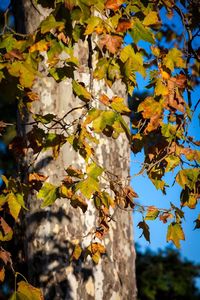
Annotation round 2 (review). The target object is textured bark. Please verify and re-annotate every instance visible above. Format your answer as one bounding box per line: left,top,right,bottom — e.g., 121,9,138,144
15,1,137,299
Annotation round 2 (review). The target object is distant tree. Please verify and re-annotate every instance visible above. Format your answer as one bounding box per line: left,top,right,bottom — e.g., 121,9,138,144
136,245,200,300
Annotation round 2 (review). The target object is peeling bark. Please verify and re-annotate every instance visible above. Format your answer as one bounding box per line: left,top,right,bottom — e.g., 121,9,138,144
14,1,137,299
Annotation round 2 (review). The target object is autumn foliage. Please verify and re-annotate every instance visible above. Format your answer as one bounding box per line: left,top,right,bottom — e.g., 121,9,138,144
0,0,199,298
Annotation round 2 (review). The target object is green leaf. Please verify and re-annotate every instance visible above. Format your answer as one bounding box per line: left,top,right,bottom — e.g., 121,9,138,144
7,61,35,88
137,220,150,242
86,163,103,179
37,183,58,207
176,168,199,190
165,155,180,172
72,80,92,102
110,97,131,113
12,281,44,300
130,19,155,44
40,15,65,34
32,114,55,124
84,16,102,35
163,48,186,71
92,111,117,133
75,177,99,199
6,193,22,220
0,35,16,51
93,58,109,80
167,223,185,248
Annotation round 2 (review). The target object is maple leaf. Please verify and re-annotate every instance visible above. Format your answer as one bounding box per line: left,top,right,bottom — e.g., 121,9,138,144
99,35,122,54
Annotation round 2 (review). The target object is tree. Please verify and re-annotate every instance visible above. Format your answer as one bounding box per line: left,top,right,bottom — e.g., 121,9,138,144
136,245,200,300
0,0,199,299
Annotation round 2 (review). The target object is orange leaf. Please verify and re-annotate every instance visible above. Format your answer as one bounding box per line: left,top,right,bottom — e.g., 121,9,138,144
99,94,110,105
27,91,40,102
0,249,12,265
0,267,5,282
29,173,48,182
105,0,124,10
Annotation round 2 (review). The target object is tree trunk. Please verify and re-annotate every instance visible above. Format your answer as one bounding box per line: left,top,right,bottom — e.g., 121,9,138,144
14,1,137,299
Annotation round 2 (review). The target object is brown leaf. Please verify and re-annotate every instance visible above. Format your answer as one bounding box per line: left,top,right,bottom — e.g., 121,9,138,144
116,20,132,32
57,32,69,44
175,74,187,89
4,49,24,60
100,35,122,54
159,212,173,223
0,249,12,265
95,218,109,240
9,137,27,156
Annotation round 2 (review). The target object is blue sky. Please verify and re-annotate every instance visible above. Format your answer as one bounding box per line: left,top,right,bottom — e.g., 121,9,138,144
129,5,200,270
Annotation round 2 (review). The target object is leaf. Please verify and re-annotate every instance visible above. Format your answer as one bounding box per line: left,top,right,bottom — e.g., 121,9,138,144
165,155,180,172
72,80,92,102
194,214,200,229
75,176,99,199
110,97,131,113
145,207,159,221
105,0,124,10
0,217,13,241
116,20,132,32
99,35,122,54
143,11,159,26
130,19,155,44
93,57,109,80
70,194,88,213
84,16,102,35
86,163,103,179
71,244,82,260
159,212,173,224
0,267,5,282
40,15,65,34
167,223,185,248
137,220,150,242
176,168,199,190
59,184,73,199
14,281,44,300
32,114,55,124
0,248,12,265
92,111,117,133
37,183,58,207
7,193,21,220
65,165,84,179
163,48,185,71
29,40,50,53
7,61,35,88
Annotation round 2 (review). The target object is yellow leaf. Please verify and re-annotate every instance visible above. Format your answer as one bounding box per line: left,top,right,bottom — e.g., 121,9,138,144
167,223,185,248
143,11,159,26
29,40,50,53
17,281,44,300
